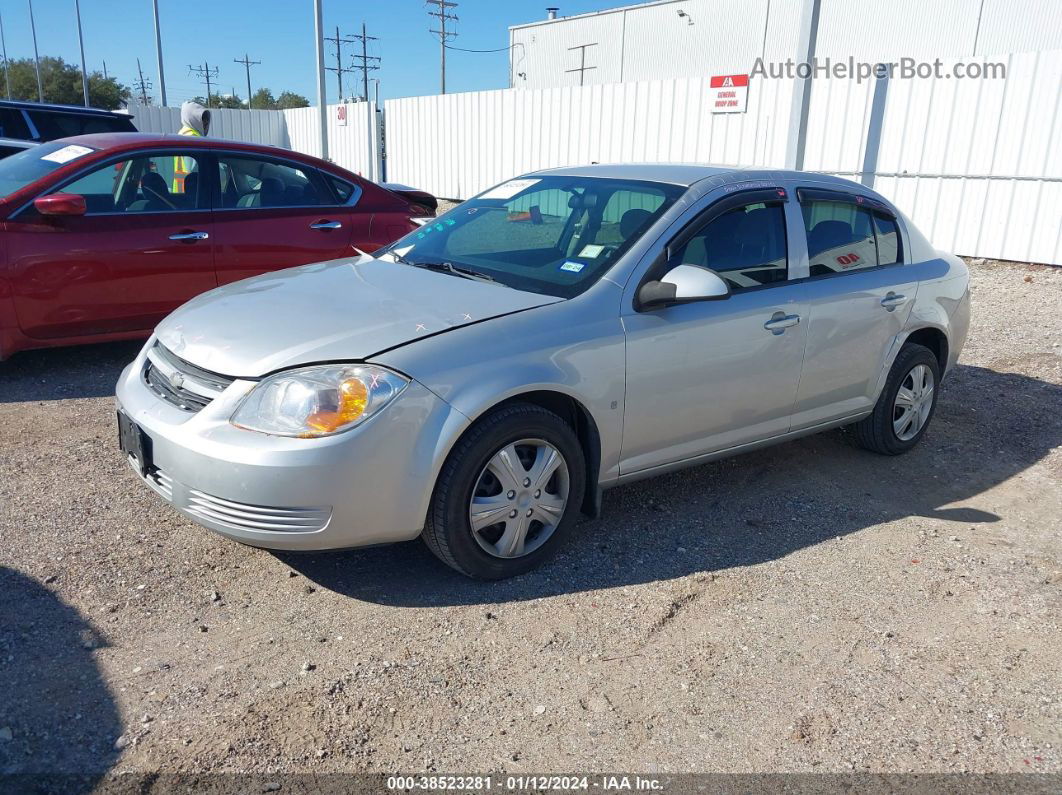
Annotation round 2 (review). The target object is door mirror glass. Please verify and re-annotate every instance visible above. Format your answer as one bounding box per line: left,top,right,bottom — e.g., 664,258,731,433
34,193,86,216
639,263,731,308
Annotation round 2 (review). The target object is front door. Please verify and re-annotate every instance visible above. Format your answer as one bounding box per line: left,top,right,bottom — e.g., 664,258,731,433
6,150,215,339
211,154,356,285
621,193,809,475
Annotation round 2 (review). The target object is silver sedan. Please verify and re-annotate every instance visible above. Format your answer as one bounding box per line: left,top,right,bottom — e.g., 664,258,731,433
115,165,970,579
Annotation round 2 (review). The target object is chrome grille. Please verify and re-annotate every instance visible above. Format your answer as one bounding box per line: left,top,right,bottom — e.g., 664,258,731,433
143,343,234,412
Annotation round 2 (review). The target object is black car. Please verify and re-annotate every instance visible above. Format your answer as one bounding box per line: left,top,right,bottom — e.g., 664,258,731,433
0,100,136,158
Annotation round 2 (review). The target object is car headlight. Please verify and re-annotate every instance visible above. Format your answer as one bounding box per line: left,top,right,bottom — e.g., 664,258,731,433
231,364,408,438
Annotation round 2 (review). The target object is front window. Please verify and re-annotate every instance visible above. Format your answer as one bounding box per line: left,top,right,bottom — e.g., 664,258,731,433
49,153,206,214
379,176,683,298
0,141,98,199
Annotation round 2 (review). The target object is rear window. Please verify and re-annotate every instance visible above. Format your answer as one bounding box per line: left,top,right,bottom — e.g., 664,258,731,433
27,110,136,140
0,141,98,199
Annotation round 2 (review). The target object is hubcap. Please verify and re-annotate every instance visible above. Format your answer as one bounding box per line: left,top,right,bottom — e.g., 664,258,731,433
892,363,935,441
468,438,569,559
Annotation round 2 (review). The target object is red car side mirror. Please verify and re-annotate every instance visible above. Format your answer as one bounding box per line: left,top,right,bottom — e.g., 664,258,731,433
34,193,87,217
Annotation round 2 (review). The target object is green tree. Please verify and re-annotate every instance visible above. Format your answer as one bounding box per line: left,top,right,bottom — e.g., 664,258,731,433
6,56,130,110
193,93,245,109
275,91,309,109
250,87,276,110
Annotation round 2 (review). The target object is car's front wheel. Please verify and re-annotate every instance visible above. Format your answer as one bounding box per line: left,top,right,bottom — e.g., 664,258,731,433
853,342,941,455
423,402,586,579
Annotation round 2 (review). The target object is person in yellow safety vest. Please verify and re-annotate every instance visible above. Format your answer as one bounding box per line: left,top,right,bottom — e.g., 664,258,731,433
173,101,211,195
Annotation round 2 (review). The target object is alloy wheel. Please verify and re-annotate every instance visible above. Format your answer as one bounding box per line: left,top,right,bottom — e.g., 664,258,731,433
893,363,935,441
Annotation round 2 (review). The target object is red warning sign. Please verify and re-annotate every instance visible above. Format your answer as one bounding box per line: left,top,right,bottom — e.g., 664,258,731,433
710,74,749,113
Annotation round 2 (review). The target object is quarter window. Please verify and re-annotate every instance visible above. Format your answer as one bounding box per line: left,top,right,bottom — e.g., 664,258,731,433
801,199,902,274
669,201,789,290
51,153,205,214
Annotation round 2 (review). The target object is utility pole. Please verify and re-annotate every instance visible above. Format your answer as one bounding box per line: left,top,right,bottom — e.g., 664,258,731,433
426,0,458,94
565,43,598,87
234,53,260,108
134,59,152,105
323,27,356,102
152,0,167,105
313,0,328,160
74,0,90,105
0,11,10,100
351,23,379,102
188,62,219,107
102,61,109,81
352,23,380,181
28,0,43,102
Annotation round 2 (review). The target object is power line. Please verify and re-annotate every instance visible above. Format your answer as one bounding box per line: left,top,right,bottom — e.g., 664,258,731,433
351,23,380,102
442,40,512,53
426,0,458,94
324,27,356,102
234,53,261,108
188,61,220,106
134,58,153,105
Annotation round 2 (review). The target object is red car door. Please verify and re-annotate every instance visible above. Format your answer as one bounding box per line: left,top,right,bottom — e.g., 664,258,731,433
211,153,361,285
5,150,215,340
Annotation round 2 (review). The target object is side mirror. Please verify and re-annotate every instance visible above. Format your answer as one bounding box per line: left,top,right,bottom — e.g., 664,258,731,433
638,264,730,308
34,193,87,217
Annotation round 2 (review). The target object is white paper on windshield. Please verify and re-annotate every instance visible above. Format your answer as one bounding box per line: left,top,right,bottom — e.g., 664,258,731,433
579,244,605,258
41,144,94,164
480,178,540,200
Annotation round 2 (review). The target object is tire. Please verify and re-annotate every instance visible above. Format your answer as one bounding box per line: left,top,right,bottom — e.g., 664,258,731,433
423,402,586,580
853,343,941,455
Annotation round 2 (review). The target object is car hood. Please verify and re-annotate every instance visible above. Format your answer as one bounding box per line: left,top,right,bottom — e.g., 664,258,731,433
155,255,562,377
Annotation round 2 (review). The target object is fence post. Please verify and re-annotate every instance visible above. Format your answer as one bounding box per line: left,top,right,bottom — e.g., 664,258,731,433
861,65,890,189
784,0,821,171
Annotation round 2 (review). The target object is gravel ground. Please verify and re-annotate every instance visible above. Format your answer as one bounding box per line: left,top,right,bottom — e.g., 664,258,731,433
0,258,1059,783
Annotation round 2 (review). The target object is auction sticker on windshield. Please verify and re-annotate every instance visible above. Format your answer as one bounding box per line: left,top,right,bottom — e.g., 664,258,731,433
479,178,540,200
41,144,94,164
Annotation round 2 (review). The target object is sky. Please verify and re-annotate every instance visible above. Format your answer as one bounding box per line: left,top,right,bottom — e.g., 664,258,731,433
0,0,624,105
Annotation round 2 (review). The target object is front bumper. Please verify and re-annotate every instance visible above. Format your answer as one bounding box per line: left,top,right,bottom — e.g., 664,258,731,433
114,341,470,551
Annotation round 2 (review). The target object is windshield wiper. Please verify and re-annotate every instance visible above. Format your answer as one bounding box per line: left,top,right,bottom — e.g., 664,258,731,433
412,261,496,284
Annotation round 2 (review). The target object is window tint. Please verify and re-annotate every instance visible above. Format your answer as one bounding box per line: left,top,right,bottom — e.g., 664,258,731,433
27,110,136,140
671,202,789,290
0,108,32,140
802,199,901,274
53,153,204,214
216,156,325,208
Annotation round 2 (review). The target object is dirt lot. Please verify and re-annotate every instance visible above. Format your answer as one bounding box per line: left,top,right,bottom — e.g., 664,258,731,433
1,259,1060,784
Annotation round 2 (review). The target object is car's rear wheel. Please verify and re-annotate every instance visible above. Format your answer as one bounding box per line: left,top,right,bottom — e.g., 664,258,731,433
423,402,586,579
853,343,941,455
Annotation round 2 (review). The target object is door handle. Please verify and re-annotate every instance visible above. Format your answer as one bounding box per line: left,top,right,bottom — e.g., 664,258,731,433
763,312,801,334
880,292,909,311
310,220,342,230
169,231,209,241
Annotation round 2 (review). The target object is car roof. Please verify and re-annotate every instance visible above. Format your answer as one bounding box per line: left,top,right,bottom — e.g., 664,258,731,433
528,162,871,193
0,99,133,118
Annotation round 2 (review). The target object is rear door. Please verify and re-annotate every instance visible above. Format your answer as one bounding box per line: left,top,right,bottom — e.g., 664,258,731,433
211,153,360,285
5,150,215,340
789,189,918,429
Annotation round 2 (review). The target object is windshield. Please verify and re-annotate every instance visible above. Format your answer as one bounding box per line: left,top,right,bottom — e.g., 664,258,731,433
0,141,98,199
379,176,684,298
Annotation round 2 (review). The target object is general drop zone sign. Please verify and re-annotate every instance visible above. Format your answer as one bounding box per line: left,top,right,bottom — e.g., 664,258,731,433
710,74,749,113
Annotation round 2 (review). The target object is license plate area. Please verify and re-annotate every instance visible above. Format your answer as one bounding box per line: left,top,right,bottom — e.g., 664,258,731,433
117,410,153,477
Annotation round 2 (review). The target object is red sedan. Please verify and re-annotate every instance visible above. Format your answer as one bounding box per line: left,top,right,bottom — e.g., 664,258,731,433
0,133,435,359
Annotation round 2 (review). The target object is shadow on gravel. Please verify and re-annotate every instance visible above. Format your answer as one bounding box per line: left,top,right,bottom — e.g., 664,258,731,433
0,341,141,403
281,364,1062,606
0,567,122,791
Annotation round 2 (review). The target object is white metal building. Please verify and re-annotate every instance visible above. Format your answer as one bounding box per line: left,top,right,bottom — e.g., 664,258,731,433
509,0,1062,89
